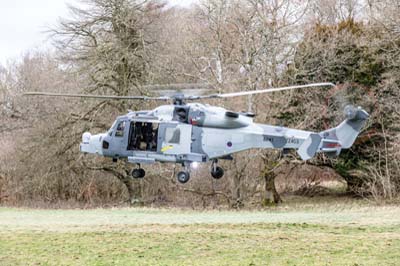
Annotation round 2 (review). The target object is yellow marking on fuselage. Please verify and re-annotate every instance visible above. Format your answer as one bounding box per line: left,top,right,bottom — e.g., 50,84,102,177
161,145,173,152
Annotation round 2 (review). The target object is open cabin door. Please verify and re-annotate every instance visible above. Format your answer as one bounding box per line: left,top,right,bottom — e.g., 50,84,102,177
158,123,192,155
127,121,159,152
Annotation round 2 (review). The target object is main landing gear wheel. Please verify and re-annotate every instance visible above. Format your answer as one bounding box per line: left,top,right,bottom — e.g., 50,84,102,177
211,166,224,179
177,171,190,184
211,160,224,179
132,168,145,179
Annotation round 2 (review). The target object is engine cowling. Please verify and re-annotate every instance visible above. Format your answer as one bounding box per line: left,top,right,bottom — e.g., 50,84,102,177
188,105,253,129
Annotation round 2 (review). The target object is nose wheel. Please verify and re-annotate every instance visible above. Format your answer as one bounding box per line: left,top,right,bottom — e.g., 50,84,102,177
211,160,224,179
177,162,191,184
177,171,190,184
131,166,145,179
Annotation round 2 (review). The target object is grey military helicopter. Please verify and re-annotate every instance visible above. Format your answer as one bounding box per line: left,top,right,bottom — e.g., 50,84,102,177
25,82,369,184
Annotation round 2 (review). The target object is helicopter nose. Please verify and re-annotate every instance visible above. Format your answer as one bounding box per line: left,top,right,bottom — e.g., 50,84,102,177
80,132,104,155
82,132,91,144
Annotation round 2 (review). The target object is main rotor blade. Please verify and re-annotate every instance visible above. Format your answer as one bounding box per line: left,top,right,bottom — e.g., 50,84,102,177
24,82,335,101
23,92,171,101
193,82,335,100
143,83,211,91
23,83,213,100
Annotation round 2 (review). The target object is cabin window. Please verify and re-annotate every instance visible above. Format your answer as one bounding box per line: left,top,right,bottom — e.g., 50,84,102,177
115,121,126,137
166,127,181,144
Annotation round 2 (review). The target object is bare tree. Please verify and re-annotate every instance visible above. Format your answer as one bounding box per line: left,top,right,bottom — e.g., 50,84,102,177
37,0,165,204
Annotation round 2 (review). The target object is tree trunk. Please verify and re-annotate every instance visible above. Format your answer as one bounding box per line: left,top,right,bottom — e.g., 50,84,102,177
263,170,282,205
231,175,243,208
121,177,142,205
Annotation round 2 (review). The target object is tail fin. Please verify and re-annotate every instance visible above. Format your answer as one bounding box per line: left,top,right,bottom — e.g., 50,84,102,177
319,105,369,157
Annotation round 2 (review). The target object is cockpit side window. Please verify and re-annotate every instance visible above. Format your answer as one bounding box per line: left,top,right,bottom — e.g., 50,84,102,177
115,121,126,137
108,120,118,136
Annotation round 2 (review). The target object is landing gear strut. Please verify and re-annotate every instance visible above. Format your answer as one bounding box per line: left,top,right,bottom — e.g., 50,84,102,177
211,160,224,179
131,165,145,179
177,162,190,184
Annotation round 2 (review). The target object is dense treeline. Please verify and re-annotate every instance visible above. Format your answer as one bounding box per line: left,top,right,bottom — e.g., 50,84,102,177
0,0,399,207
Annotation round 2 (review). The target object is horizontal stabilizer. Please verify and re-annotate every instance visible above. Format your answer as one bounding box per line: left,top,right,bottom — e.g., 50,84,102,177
297,133,322,160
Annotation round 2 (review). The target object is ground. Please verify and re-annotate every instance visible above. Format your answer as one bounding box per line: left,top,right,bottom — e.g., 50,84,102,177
1,197,400,266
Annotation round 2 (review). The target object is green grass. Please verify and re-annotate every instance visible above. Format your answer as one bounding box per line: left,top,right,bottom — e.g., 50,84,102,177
1,203,400,265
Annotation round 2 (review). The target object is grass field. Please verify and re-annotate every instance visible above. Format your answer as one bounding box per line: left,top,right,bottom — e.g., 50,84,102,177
1,199,400,265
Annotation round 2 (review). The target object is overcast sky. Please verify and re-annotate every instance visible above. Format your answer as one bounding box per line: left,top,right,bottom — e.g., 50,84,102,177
0,0,195,65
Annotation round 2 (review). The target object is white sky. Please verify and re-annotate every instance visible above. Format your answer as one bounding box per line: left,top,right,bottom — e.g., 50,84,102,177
0,0,196,65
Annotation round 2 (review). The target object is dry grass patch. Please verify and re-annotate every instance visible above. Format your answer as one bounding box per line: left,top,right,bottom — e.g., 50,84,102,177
0,204,400,265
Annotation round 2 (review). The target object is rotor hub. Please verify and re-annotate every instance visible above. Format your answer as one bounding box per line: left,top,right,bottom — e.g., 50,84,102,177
172,93,186,105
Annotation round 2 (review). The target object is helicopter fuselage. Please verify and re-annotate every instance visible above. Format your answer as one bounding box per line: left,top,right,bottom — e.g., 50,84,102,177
80,103,369,167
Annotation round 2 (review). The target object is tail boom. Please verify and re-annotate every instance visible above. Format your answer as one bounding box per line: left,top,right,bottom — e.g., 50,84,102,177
296,106,369,160
201,106,368,161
